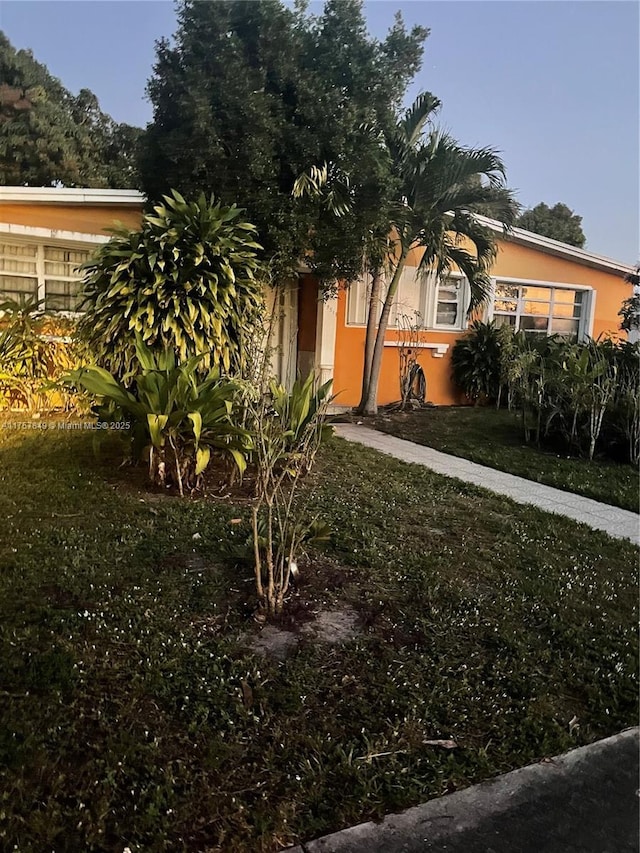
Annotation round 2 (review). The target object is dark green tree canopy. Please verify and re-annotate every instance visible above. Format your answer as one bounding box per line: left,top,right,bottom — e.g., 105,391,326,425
0,32,141,187
139,0,428,279
516,202,586,248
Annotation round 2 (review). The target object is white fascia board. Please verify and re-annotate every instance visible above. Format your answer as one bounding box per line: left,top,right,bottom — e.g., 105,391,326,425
0,186,145,205
472,214,634,276
0,222,109,245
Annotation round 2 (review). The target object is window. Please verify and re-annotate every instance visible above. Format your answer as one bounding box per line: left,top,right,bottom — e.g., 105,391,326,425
346,268,429,329
346,275,373,325
434,276,465,328
391,267,425,329
346,269,471,330
0,242,38,302
44,246,89,311
0,240,89,311
492,281,587,338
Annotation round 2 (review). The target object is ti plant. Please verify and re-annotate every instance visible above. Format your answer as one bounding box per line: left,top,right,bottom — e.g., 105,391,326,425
457,322,639,463
77,190,264,385
248,373,333,618
64,335,251,494
610,341,640,465
451,321,503,405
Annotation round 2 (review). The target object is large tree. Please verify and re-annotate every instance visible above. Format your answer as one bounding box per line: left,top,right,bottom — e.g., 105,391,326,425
139,0,427,278
0,32,140,187
516,202,586,247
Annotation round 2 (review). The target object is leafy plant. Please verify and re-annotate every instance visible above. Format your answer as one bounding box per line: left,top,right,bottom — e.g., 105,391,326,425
248,373,333,617
296,91,519,415
455,322,639,463
0,296,86,412
505,333,637,462
605,341,640,466
554,340,618,460
77,190,264,385
451,321,502,404
64,335,251,494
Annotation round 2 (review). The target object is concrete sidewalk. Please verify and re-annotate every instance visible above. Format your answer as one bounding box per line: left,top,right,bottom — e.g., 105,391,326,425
334,424,639,545
289,728,639,853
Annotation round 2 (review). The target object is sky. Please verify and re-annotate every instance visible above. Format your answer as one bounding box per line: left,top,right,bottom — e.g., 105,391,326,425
1,0,638,264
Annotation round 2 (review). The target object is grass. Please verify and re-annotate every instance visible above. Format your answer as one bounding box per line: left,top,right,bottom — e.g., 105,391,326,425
369,406,639,512
0,419,637,852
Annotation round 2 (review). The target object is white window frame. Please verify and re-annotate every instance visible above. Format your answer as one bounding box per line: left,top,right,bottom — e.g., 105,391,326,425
0,235,92,316
345,274,376,326
346,268,461,331
426,272,469,331
486,277,594,341
0,240,39,303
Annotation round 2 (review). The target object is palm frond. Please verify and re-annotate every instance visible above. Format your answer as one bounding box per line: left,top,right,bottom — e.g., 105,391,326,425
444,243,493,312
292,162,352,217
399,92,441,148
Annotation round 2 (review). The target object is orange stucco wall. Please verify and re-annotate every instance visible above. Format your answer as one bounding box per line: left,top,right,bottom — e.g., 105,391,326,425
333,238,632,407
333,291,466,407
1,203,143,234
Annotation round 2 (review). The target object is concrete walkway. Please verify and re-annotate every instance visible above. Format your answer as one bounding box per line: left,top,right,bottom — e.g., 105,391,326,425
290,728,639,853
334,424,639,545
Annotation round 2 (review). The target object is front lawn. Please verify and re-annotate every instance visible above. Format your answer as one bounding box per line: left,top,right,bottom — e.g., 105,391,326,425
0,422,637,851
371,406,639,512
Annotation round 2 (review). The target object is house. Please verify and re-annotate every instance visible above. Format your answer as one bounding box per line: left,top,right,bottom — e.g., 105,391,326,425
0,186,634,405
0,187,141,311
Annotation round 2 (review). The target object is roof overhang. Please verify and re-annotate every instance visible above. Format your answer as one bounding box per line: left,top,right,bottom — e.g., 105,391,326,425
0,222,109,246
0,187,145,206
474,214,634,277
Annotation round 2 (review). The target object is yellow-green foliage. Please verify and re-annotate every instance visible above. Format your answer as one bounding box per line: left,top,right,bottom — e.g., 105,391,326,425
64,334,252,494
77,190,264,385
0,298,88,412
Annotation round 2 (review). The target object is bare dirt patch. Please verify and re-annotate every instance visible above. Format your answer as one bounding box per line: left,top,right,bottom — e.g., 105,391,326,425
300,607,360,644
247,605,362,660
249,624,299,661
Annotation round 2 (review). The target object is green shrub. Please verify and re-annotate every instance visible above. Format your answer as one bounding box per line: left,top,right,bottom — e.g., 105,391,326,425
501,331,639,463
64,335,251,494
451,321,502,404
77,190,264,385
454,321,639,463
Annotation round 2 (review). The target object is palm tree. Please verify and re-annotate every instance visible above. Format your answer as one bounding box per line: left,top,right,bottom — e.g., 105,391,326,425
360,93,519,413
295,92,519,414
294,92,519,414
293,159,393,408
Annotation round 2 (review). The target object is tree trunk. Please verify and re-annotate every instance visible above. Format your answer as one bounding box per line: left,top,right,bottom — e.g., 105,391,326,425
356,268,383,414
362,252,409,416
